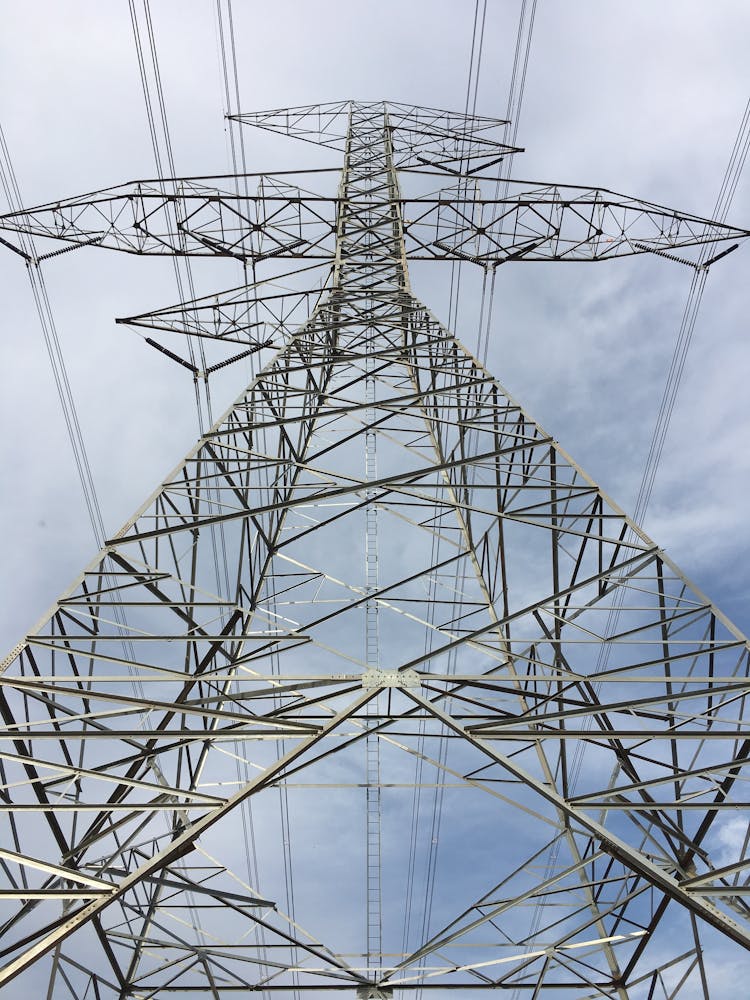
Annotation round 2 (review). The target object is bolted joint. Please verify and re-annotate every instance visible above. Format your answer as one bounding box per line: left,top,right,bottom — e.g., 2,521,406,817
362,668,419,689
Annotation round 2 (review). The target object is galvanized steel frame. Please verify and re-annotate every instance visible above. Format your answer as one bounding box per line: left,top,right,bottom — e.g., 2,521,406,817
0,100,748,997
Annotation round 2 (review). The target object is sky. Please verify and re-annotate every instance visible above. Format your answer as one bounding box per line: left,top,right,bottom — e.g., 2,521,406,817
0,2,749,994
0,0,748,653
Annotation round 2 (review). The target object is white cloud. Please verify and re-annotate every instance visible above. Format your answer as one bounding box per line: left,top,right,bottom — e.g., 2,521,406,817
1,3,749,995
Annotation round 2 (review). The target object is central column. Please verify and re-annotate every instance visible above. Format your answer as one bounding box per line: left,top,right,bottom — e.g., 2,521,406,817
331,103,410,980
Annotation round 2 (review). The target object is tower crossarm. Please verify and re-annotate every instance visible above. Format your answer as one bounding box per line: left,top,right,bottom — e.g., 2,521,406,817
230,99,521,173
2,172,746,271
400,181,749,264
116,266,334,347
0,173,338,261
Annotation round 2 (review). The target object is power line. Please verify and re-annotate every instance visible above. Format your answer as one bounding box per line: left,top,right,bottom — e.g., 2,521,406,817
476,0,538,366
214,6,297,995
593,94,750,684
404,7,542,986
0,120,150,718
0,123,106,551
632,96,750,529
533,97,750,973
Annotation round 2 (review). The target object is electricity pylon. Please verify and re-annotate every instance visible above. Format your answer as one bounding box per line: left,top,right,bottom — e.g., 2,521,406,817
0,100,749,998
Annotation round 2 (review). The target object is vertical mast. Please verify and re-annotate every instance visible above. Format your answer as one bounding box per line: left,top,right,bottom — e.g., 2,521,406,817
333,103,409,294
334,102,410,978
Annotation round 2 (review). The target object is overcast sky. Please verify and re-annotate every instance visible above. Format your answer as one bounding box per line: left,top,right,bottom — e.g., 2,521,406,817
0,4,748,651
1,1,748,654
0,3,749,994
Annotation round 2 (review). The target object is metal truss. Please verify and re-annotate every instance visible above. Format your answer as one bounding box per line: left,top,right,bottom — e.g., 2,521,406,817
1,173,745,264
0,99,749,997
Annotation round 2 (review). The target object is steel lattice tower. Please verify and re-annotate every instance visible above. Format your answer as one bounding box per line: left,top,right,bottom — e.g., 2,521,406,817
0,100,749,997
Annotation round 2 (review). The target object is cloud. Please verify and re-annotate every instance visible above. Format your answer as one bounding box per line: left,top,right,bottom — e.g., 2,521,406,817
0,3,748,995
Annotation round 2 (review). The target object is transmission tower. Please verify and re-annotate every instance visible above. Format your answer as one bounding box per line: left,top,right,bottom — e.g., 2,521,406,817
1,100,749,998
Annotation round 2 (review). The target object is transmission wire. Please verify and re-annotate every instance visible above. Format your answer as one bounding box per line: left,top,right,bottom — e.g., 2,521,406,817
126,0,248,970
215,1,270,967
409,2,538,977
476,0,537,365
0,127,105,549
523,96,750,980
215,5,297,993
0,124,148,709
402,3,491,984
591,95,750,685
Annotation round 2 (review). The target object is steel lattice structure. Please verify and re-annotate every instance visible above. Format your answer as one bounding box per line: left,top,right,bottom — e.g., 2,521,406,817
0,100,749,997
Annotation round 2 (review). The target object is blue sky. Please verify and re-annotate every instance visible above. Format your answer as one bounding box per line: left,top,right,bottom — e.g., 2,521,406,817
0,2,748,995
